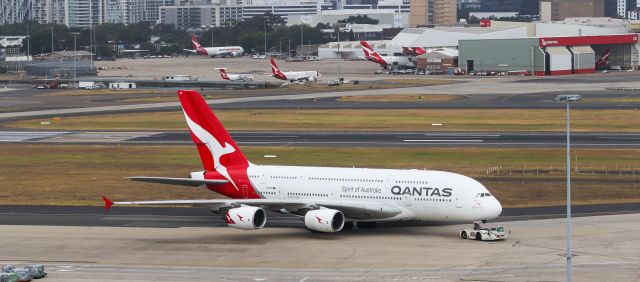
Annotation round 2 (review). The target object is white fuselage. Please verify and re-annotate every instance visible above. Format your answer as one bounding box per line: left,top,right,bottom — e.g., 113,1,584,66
204,46,244,57
226,73,253,81
380,55,415,69
279,71,320,81
244,164,502,222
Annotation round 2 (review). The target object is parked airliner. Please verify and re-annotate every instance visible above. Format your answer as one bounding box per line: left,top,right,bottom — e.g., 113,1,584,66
185,35,244,58
360,41,415,69
216,67,253,82
270,58,321,82
102,90,502,233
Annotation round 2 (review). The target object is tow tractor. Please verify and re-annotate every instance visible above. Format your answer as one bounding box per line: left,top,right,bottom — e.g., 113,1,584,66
460,221,509,241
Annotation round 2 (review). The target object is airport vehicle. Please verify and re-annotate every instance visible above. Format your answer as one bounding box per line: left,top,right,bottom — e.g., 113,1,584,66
102,90,502,233
0,272,18,282
270,58,321,82
0,265,45,281
554,94,582,102
185,35,244,58
460,221,508,241
595,48,611,69
79,81,100,90
360,41,415,69
216,68,253,82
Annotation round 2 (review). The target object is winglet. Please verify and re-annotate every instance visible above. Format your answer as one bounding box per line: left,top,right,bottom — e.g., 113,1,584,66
102,196,114,211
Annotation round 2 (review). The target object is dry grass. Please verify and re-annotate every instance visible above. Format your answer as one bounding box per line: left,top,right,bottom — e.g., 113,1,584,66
0,144,637,208
7,108,640,132
40,89,175,97
589,97,640,103
338,94,465,103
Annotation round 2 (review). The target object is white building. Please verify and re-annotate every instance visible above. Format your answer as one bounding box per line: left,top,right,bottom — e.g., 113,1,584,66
288,9,408,27
618,0,627,18
159,5,243,28
0,0,29,24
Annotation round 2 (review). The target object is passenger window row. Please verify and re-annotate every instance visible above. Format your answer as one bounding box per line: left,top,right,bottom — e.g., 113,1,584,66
341,195,400,200
309,177,383,183
396,180,428,184
416,198,451,202
288,192,328,197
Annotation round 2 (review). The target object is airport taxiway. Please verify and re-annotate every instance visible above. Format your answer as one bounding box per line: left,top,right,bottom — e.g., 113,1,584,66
1,212,639,281
1,130,640,148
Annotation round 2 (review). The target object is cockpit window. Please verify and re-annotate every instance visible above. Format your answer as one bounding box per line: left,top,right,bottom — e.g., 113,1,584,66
485,193,491,197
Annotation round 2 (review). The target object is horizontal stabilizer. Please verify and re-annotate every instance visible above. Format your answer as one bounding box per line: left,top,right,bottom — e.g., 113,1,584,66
127,176,228,187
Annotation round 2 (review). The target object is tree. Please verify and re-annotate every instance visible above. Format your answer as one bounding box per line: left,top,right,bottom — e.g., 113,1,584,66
338,15,379,25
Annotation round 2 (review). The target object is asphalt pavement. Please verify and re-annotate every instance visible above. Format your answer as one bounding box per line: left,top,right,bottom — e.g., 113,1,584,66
1,203,639,228
1,130,639,147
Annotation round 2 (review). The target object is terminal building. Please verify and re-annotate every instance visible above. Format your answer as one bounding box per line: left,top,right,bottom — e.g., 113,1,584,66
459,34,639,75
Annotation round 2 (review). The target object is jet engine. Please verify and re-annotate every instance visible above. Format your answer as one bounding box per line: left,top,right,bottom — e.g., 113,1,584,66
304,209,345,233
230,52,238,57
306,77,316,82
225,207,266,230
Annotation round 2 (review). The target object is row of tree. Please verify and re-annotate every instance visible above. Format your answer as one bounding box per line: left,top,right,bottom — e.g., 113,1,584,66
0,13,375,58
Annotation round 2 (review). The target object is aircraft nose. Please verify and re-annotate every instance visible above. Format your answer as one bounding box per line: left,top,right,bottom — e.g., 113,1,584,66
488,198,503,219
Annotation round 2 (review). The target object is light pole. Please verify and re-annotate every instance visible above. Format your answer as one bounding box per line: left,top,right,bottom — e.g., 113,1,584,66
263,19,270,55
71,32,79,84
554,94,582,282
300,24,304,57
336,24,343,81
210,25,214,47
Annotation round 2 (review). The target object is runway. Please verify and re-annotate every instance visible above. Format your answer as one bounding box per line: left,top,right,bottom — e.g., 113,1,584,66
1,203,639,228
1,130,639,147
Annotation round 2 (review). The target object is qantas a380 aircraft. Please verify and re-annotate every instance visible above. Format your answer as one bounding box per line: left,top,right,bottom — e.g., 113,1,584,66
103,90,502,233
185,35,244,58
270,58,321,82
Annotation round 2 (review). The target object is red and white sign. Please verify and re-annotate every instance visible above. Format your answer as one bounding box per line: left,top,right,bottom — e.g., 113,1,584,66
539,34,639,47
479,19,491,27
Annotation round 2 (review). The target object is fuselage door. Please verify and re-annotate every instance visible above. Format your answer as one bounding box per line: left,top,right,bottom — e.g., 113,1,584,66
456,196,463,208
404,195,412,207
331,190,338,201
242,185,249,198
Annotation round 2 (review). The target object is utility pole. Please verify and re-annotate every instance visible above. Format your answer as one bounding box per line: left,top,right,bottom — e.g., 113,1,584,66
263,19,269,54
51,26,54,53
336,24,341,81
71,32,79,84
554,94,582,282
300,24,304,57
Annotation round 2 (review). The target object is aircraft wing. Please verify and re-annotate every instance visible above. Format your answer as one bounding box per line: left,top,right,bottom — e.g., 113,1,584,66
103,197,403,220
183,49,197,54
127,176,228,187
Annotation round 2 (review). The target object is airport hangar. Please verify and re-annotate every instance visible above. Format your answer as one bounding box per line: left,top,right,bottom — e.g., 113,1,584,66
458,34,640,75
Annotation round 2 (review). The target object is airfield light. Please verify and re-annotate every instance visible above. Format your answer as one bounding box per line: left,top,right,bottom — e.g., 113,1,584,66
555,94,582,282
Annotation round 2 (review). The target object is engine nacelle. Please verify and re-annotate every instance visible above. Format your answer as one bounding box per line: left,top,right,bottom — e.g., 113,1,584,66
304,209,345,233
225,207,266,230
230,52,238,57
306,77,316,82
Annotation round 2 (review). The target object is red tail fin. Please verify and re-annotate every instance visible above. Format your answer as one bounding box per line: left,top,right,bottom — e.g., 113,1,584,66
270,58,287,80
219,69,229,80
177,90,248,172
360,41,374,58
191,35,208,56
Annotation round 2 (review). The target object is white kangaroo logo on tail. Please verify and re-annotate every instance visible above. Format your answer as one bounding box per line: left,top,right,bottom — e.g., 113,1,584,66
183,111,239,190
